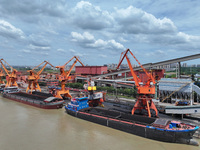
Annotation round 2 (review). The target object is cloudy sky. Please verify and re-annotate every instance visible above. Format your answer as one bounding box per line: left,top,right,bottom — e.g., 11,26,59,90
0,0,200,66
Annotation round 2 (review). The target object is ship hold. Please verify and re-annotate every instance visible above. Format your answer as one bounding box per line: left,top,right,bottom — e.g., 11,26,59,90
2,87,64,109
65,97,199,146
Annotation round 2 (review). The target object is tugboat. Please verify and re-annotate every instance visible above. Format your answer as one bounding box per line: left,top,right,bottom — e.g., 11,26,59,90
3,87,64,109
65,97,199,146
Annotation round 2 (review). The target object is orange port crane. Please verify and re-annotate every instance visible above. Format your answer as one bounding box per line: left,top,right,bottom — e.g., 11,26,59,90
0,68,5,84
54,56,84,99
26,61,54,93
117,49,158,117
0,59,18,87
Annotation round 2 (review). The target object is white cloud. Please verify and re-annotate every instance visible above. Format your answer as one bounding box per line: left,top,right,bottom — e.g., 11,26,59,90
119,37,128,42
71,32,94,42
28,44,50,51
71,31,125,50
0,0,67,18
29,34,50,47
57,48,65,52
69,49,87,57
113,6,177,34
98,54,107,58
21,49,31,53
17,54,24,58
108,40,124,50
141,31,200,51
71,1,113,30
0,20,25,39
88,39,125,50
146,49,166,57
40,52,49,56
69,49,76,53
90,39,107,48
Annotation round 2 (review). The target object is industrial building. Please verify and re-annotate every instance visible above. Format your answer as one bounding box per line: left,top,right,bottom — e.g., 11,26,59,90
75,66,107,76
158,78,200,104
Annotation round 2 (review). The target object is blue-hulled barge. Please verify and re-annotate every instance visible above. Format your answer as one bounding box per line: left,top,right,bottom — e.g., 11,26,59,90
65,97,199,146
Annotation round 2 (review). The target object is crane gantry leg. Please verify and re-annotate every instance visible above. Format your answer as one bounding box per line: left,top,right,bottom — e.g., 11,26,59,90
26,81,41,94
132,95,158,117
55,89,72,99
54,80,72,99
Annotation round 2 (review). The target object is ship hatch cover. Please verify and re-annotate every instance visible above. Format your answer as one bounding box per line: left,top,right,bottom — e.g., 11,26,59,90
44,97,57,102
153,118,170,128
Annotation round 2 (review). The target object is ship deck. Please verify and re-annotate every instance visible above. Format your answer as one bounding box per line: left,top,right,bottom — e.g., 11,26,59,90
10,92,49,101
79,107,156,125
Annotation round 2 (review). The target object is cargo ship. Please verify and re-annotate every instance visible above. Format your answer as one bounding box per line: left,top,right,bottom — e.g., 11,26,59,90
65,97,199,146
2,87,64,109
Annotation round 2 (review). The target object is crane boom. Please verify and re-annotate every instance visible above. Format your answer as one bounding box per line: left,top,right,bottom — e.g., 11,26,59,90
59,56,76,69
116,50,129,69
125,55,140,87
128,50,156,85
74,56,84,67
0,59,12,76
65,60,78,79
35,61,54,77
56,56,84,69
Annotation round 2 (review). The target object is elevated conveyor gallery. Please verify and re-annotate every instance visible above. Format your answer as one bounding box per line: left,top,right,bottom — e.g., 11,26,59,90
93,53,200,78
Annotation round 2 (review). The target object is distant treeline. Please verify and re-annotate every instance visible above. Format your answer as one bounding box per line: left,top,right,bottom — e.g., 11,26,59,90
181,67,200,75
65,82,137,98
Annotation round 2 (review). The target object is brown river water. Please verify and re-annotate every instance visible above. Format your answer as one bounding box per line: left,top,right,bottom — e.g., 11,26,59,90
0,95,200,150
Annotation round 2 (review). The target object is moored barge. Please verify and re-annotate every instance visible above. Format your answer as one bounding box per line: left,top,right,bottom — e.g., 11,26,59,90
2,87,64,109
65,97,199,146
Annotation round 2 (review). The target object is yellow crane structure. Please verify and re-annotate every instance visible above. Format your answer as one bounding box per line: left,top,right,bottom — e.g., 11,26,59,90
26,61,54,93
54,56,84,99
0,59,18,87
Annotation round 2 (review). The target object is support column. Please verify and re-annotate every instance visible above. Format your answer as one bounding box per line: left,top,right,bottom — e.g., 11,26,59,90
181,114,184,120
178,62,181,78
155,82,157,99
190,92,193,105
